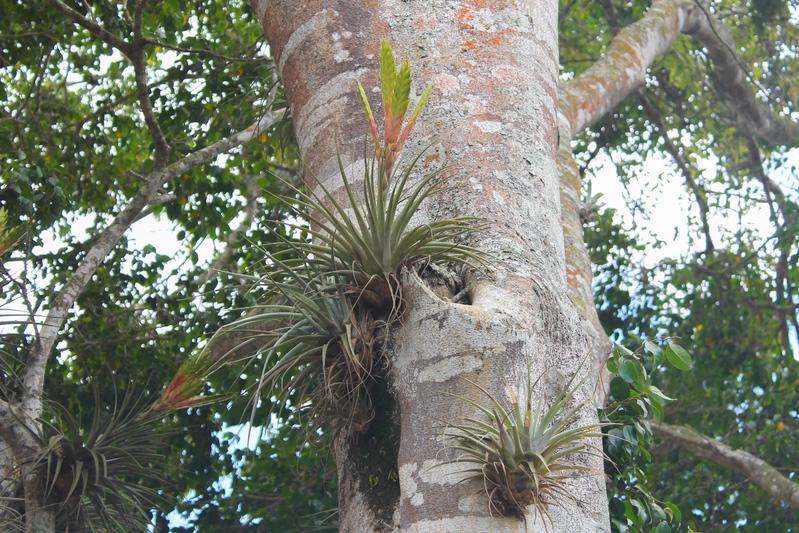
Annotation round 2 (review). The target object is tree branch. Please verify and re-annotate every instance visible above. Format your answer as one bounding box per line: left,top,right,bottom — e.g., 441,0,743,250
560,0,799,146
49,0,171,164
45,0,130,53
743,134,797,354
143,39,267,64
683,2,799,146
128,4,164,161
194,174,260,287
20,108,285,420
596,0,621,34
637,91,714,255
652,422,799,507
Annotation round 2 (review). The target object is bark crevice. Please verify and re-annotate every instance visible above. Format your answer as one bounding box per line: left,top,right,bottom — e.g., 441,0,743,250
335,364,402,531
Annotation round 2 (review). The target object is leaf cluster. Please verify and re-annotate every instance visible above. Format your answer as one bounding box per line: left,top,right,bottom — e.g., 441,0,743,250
166,41,485,438
358,40,432,177
603,340,693,533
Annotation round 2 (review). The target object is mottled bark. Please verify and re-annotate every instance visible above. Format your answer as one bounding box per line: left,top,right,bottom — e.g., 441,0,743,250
653,422,799,508
556,118,611,405
560,0,799,147
253,1,609,531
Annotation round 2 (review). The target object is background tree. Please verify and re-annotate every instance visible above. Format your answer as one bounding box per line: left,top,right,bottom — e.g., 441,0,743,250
0,0,796,531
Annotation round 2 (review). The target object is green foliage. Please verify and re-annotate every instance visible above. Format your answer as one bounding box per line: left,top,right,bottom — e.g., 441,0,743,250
603,341,692,533
650,252,799,530
586,203,799,530
1,1,300,529
170,417,338,532
0,0,796,529
444,368,607,522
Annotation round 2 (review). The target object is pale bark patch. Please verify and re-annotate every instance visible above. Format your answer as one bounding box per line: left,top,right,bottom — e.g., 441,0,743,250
398,463,423,506
277,9,335,74
474,120,503,133
295,69,367,154
417,352,483,383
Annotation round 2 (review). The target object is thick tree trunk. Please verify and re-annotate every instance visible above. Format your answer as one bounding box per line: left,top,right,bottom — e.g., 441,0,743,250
252,1,609,531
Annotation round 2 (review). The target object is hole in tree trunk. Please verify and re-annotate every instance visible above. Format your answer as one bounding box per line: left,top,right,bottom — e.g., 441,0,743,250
420,264,472,304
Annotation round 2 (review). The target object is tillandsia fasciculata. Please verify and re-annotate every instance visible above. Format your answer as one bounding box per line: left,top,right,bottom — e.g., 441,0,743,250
443,367,610,525
31,387,168,532
160,41,488,435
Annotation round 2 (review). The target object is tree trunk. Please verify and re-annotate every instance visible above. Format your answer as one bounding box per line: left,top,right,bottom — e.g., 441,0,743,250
21,466,54,533
252,1,609,531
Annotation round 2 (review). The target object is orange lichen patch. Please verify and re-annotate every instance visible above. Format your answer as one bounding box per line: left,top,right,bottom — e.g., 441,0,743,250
486,29,510,46
414,15,437,31
424,152,440,164
463,39,479,51
455,6,474,24
566,268,582,289
613,38,643,69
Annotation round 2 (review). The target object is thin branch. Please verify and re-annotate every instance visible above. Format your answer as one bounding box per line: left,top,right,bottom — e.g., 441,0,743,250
637,91,714,254
49,0,170,164
144,39,267,63
744,135,790,217
743,134,797,355
132,193,177,223
194,174,261,287
596,0,621,34
20,107,285,421
653,422,799,507
0,263,40,341
129,48,170,165
45,0,130,53
683,2,799,146
132,0,146,39
560,0,799,146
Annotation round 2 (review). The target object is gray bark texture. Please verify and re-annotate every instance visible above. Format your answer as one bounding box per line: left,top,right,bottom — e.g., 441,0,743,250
252,1,609,531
